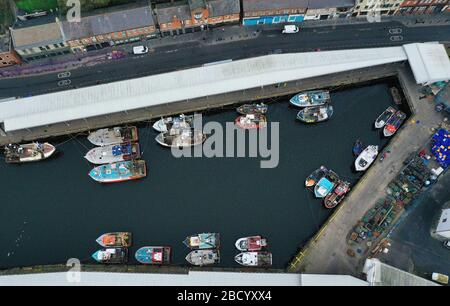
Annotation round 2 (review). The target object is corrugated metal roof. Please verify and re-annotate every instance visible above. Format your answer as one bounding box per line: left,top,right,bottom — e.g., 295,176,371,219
0,45,414,132
11,22,64,49
0,271,368,286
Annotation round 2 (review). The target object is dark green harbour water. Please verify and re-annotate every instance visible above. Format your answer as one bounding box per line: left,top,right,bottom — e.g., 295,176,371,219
0,81,406,269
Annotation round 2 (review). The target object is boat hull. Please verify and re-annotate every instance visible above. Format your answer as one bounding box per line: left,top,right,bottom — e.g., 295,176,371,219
89,160,147,183
383,110,406,137
87,126,138,146
235,115,267,129
374,106,396,129
135,246,171,265
155,130,206,148
234,252,272,267
235,236,268,252
355,145,378,171
84,143,140,164
5,142,56,164
186,250,220,266
296,105,333,123
92,248,128,264
96,232,132,248
236,103,268,115
290,91,330,107
183,233,220,250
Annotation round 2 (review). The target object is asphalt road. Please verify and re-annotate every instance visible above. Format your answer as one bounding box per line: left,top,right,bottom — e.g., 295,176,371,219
1,21,449,99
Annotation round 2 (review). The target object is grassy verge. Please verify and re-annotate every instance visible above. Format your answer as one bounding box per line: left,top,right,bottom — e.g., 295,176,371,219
14,0,58,13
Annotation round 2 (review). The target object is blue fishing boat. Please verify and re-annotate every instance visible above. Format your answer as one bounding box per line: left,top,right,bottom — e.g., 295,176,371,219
290,91,331,107
135,246,171,265
183,233,220,249
88,160,147,183
353,139,363,157
314,177,335,198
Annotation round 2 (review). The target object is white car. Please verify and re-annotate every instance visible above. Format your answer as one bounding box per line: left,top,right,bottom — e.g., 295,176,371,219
282,25,299,34
133,46,149,55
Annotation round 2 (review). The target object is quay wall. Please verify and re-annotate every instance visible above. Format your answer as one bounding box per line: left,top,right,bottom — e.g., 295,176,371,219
0,62,405,146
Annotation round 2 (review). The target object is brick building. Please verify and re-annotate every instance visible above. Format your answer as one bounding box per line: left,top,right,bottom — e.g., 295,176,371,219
0,32,22,68
352,0,404,16
62,5,157,52
396,0,449,15
305,0,355,20
242,0,309,26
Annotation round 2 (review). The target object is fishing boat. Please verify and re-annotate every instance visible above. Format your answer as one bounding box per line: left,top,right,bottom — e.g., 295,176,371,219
152,114,193,133
390,87,402,105
88,160,147,183
305,166,329,188
235,236,268,252
4,142,56,163
84,143,140,164
353,139,364,157
155,129,206,148
355,145,379,172
234,252,272,267
314,169,339,198
296,105,333,123
383,110,406,137
135,246,171,265
374,106,396,129
235,114,267,129
290,91,331,107
87,126,138,146
324,180,350,209
92,248,128,264
185,249,220,266
236,103,268,115
96,232,132,248
183,233,220,250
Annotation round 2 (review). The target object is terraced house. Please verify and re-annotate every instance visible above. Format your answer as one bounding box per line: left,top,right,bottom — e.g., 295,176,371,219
0,33,21,68
396,0,449,15
242,0,309,26
352,0,404,16
61,5,157,52
10,18,71,62
304,0,355,20
155,0,240,36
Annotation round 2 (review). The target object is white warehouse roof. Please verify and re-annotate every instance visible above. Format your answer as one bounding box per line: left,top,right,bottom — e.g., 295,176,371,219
0,271,368,286
1,43,449,132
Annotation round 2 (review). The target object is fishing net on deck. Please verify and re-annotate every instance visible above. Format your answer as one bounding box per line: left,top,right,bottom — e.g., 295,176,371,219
431,129,450,169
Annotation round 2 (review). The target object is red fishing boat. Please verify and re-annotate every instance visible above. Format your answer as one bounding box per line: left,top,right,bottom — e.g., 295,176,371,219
235,236,268,251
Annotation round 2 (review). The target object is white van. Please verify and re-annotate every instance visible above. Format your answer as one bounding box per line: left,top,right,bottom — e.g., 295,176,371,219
133,46,149,55
282,25,299,34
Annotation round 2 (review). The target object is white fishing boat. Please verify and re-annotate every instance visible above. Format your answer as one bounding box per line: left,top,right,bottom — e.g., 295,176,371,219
234,252,272,267
152,114,193,133
355,145,379,172
84,143,140,164
4,142,56,163
374,106,396,129
87,126,138,146
156,129,206,148
185,249,220,266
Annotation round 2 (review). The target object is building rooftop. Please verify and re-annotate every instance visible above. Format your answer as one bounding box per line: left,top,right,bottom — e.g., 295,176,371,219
62,6,155,41
0,33,11,53
0,43,448,133
307,0,355,9
10,22,64,49
243,0,309,12
156,1,192,24
208,0,241,17
0,271,368,286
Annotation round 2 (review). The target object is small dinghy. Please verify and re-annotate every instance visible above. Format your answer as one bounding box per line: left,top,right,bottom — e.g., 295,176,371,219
235,236,268,251
353,139,364,157
236,103,268,115
92,248,128,264
235,114,267,129
296,105,333,123
355,145,379,171
374,106,396,129
235,252,272,267
186,249,220,266
305,166,329,188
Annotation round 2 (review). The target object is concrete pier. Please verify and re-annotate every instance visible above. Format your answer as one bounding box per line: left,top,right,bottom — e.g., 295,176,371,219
0,63,402,146
288,66,446,276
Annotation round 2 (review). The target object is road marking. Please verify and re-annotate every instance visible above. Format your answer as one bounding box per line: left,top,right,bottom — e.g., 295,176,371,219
390,35,404,42
58,79,71,87
57,71,71,79
389,28,403,35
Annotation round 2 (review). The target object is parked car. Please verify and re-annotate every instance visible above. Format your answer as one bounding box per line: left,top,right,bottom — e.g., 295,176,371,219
133,46,149,55
432,272,449,285
282,25,299,34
